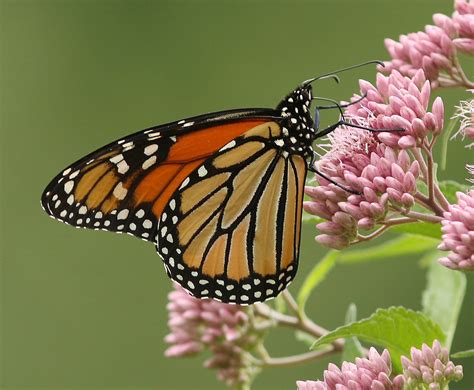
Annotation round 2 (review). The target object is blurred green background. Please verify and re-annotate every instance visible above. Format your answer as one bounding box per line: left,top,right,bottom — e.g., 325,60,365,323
1,0,473,389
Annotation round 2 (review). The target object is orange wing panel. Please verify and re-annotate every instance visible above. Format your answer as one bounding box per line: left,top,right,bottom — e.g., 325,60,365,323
134,119,268,218
167,120,267,161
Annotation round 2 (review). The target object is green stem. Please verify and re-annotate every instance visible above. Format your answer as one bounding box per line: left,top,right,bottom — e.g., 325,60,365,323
402,210,443,223
254,303,345,350
452,52,474,89
259,347,336,368
353,225,389,244
440,117,459,171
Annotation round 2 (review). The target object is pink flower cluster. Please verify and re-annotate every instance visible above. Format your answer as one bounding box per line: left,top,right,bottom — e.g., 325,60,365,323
165,284,259,387
296,348,404,390
345,69,444,149
438,190,474,271
297,342,463,390
382,0,474,86
401,340,464,389
305,138,419,249
383,23,455,84
451,0,474,53
305,69,448,249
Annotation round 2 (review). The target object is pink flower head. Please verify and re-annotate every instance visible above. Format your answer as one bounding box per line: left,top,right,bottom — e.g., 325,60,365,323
296,347,405,390
451,0,474,54
401,340,463,389
381,19,456,84
438,190,474,271
304,126,419,249
345,69,445,149
452,91,474,147
165,284,260,387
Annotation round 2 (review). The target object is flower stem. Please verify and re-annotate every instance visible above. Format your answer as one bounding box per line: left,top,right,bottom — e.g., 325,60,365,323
259,347,336,368
440,117,459,171
354,225,389,243
384,217,418,225
254,303,344,350
412,148,447,215
402,210,443,223
452,52,474,89
424,146,436,209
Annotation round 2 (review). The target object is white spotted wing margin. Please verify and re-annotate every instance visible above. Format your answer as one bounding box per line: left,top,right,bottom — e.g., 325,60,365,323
156,122,307,305
41,108,278,243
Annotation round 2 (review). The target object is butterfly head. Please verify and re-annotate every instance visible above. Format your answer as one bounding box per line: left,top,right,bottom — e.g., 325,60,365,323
276,84,316,156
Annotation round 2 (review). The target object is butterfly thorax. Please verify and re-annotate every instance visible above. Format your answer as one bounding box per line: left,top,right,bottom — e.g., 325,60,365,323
276,85,315,158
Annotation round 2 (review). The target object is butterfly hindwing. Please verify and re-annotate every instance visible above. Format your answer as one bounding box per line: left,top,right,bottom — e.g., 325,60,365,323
156,121,307,304
41,109,277,243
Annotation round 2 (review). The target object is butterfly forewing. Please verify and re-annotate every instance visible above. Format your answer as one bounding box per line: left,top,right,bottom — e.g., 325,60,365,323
156,121,307,304
41,110,276,243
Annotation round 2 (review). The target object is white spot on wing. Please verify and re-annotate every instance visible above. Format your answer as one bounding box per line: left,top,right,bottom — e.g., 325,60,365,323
179,177,190,189
274,139,284,147
117,209,129,220
110,154,123,164
197,166,207,177
142,156,157,169
220,140,236,151
144,144,158,155
113,182,128,200
116,160,128,174
64,181,74,194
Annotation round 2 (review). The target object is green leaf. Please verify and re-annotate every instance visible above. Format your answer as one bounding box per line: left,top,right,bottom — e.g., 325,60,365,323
390,222,442,239
311,306,446,373
338,235,437,264
422,253,466,349
341,304,364,363
438,180,470,204
297,250,338,311
451,349,474,359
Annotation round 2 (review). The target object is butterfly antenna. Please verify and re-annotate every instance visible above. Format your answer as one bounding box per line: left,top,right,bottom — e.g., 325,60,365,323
303,60,384,85
313,93,368,110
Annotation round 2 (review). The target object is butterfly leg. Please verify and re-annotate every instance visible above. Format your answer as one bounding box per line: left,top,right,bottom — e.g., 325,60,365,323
315,119,404,139
314,93,367,111
308,152,361,195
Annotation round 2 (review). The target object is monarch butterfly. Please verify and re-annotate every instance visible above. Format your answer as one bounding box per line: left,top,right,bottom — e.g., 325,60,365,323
41,61,393,305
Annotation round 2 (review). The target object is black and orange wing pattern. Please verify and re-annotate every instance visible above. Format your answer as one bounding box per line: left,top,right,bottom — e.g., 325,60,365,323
41,109,276,243
42,84,316,304
157,121,307,304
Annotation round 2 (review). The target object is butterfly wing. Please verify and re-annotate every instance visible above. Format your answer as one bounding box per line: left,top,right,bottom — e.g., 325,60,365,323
41,109,277,242
157,121,307,304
